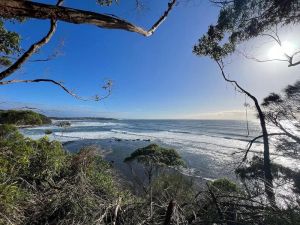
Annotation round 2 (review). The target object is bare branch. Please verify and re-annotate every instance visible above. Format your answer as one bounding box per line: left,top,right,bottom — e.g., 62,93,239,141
241,133,286,163
256,32,300,67
237,50,289,63
0,79,112,101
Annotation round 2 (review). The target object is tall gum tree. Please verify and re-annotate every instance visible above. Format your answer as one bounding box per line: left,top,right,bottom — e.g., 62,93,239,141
194,0,300,206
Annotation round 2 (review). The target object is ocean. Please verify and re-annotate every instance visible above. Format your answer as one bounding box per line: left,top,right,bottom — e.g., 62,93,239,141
20,119,299,181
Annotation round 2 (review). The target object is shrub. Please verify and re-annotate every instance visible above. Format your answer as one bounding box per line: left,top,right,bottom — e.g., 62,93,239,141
0,125,122,225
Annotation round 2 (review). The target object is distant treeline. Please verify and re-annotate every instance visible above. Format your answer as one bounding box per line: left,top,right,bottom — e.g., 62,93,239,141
0,110,51,126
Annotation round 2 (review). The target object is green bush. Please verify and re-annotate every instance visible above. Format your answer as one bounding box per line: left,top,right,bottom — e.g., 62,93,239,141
0,125,122,225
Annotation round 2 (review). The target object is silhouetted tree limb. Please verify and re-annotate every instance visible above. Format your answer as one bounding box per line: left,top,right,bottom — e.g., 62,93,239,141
237,31,300,67
261,81,300,156
242,133,286,163
237,49,290,63
0,79,112,101
0,0,177,37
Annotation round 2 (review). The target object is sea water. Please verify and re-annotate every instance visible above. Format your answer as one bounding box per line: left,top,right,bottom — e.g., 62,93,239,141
20,119,299,180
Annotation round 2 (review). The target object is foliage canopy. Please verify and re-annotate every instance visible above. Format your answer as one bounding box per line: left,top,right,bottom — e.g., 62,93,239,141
194,0,300,60
124,143,185,168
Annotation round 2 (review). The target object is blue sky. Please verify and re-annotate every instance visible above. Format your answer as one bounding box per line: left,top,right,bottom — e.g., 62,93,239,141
1,0,299,119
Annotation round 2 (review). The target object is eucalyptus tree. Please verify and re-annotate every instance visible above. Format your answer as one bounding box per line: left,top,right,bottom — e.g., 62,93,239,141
261,80,300,156
193,30,276,205
124,143,185,187
193,0,300,207
124,143,185,218
57,121,71,136
208,0,300,67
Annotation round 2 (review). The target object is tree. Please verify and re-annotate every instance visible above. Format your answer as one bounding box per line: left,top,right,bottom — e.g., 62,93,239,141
262,80,300,156
193,32,276,205
0,0,177,99
57,121,71,136
124,143,185,218
124,144,185,186
208,0,300,67
193,0,300,206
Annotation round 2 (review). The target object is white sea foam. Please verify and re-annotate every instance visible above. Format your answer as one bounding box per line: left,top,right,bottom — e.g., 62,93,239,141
23,121,123,131
42,129,259,165
69,121,124,127
21,120,300,172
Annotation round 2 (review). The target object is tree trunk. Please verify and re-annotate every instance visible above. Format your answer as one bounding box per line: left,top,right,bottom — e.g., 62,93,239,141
164,200,176,225
253,99,276,206
216,61,276,206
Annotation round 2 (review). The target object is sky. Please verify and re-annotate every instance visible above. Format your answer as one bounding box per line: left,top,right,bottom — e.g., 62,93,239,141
1,0,299,119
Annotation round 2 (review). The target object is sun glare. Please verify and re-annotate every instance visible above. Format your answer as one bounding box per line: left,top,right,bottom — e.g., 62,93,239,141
268,41,296,59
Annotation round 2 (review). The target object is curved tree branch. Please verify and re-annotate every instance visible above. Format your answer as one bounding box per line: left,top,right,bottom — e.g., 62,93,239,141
237,49,290,64
0,18,58,81
0,79,112,101
0,0,176,37
242,132,287,163
245,32,300,67
216,60,258,101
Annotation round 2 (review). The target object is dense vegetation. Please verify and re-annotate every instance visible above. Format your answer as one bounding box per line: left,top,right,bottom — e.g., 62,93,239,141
0,110,51,126
0,124,123,225
1,124,300,225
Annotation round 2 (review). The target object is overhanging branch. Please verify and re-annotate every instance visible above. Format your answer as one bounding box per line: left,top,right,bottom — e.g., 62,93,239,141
0,0,176,37
0,79,112,101
242,132,286,163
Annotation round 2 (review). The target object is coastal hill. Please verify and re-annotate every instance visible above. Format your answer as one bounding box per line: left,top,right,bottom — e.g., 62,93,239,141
0,110,52,126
